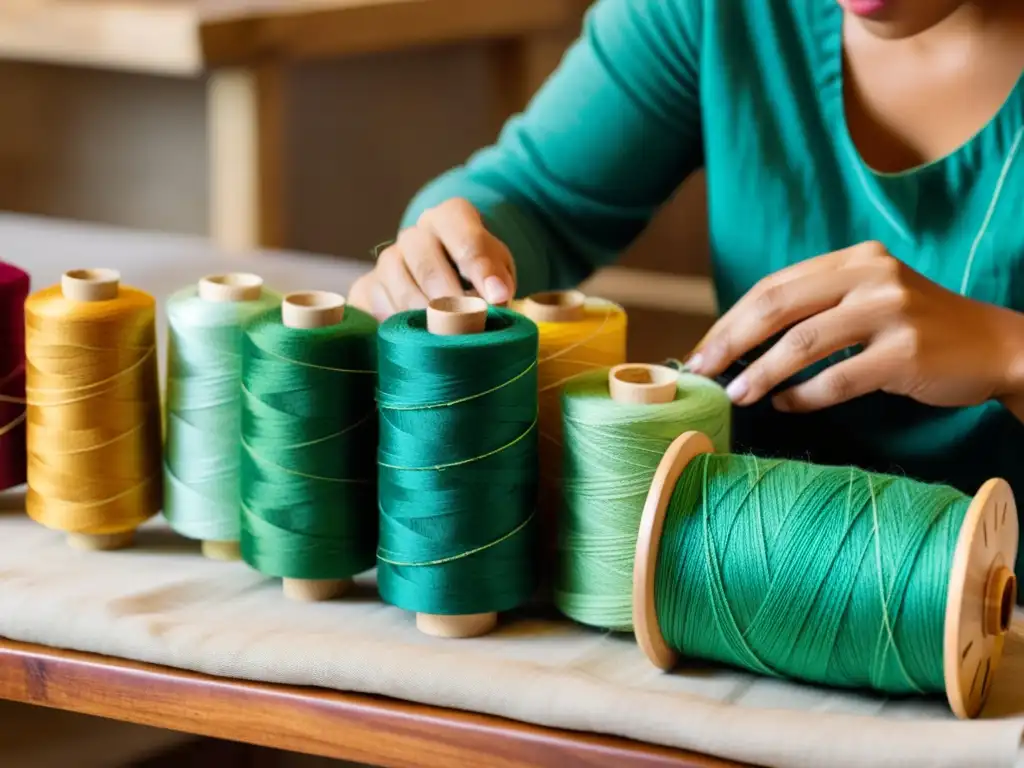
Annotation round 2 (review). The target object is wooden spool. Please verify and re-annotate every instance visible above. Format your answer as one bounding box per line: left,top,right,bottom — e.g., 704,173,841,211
520,290,586,324
417,295,498,639
607,363,678,406
632,431,1019,720
59,269,137,553
277,290,351,603
194,272,265,563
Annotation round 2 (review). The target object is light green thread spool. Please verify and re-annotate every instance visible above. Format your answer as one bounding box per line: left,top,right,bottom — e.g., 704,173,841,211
556,363,731,630
163,273,281,561
633,431,1019,720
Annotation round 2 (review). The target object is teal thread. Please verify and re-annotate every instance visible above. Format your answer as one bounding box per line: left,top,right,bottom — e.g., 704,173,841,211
376,308,539,616
556,370,731,630
240,306,378,580
163,285,281,542
656,453,971,694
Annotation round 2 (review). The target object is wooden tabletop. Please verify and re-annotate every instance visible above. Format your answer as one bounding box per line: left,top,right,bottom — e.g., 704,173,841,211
0,639,749,768
0,0,583,75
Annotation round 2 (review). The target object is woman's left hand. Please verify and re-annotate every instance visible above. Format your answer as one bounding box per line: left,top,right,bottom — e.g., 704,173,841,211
686,241,1024,412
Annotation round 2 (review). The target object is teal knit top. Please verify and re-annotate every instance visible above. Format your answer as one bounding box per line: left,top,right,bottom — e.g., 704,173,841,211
401,0,1024,553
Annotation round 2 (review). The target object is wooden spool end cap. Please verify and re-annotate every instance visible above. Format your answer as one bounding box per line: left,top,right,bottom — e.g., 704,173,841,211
944,476,1019,719
416,612,498,639
632,431,715,671
61,268,120,302
198,273,264,303
67,530,135,552
426,296,488,336
609,364,678,405
520,290,585,323
283,578,351,602
282,291,345,329
202,539,241,562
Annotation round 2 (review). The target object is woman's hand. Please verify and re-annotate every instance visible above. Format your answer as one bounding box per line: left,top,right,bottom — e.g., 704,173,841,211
687,241,1024,413
348,198,516,321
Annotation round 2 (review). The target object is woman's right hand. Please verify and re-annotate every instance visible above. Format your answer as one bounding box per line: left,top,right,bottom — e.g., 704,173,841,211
348,198,517,321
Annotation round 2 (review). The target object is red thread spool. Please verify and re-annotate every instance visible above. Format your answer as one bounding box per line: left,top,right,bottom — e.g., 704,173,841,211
0,262,30,491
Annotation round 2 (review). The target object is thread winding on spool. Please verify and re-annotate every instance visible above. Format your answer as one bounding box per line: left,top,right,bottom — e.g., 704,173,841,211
0,262,30,492
164,273,281,561
240,291,378,602
377,296,539,638
516,291,627,585
25,269,163,551
556,364,730,630
633,432,1019,719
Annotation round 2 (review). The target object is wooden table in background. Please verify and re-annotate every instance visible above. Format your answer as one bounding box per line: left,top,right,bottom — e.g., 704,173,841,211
0,639,750,768
0,0,588,251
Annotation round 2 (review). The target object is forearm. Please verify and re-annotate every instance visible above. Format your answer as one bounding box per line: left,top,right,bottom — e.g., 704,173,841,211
994,306,1024,424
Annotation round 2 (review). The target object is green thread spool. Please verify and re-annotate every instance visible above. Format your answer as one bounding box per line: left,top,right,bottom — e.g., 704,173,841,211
377,296,539,638
240,291,378,602
163,273,281,561
633,431,1019,719
556,363,731,630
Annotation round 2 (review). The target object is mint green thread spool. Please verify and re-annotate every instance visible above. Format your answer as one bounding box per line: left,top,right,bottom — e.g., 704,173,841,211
240,291,378,602
377,296,539,638
163,273,282,561
557,364,730,631
633,431,1019,719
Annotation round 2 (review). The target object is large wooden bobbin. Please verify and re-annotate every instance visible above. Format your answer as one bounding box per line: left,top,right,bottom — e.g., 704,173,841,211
194,272,266,563
632,431,1019,720
58,269,143,552
276,290,351,603
418,295,498,639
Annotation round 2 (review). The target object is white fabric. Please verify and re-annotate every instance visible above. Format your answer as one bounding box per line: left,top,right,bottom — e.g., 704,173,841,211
2,215,1024,768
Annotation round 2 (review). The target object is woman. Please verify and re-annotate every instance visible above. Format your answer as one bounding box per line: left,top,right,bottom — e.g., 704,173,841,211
350,0,1024,561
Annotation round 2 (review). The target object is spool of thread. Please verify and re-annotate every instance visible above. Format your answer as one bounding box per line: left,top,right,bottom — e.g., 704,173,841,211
240,291,378,601
377,296,539,638
633,432,1019,719
163,273,281,561
556,364,730,630
516,290,627,584
0,263,30,492
25,269,163,551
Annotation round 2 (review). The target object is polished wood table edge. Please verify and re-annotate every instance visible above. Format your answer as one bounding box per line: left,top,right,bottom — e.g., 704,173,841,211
0,639,748,768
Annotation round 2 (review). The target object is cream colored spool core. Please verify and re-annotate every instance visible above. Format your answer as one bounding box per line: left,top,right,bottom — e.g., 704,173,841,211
60,270,134,551
608,364,677,405
419,295,498,638
197,272,263,303
194,273,265,562
520,290,585,323
632,431,1020,720
276,291,351,602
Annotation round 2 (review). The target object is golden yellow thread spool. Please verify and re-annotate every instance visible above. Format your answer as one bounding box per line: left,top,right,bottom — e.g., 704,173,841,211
515,290,627,584
25,269,163,551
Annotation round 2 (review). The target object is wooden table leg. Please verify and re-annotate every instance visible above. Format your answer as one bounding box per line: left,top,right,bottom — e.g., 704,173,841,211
207,64,286,252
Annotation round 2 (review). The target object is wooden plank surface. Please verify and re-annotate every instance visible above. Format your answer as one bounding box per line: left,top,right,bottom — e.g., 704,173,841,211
0,639,749,768
0,0,582,74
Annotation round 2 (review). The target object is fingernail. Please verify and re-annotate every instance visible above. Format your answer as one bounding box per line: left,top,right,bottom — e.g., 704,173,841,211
483,276,510,304
726,375,748,403
685,353,704,373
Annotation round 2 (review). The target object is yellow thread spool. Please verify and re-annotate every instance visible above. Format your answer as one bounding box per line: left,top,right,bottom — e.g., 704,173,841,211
516,290,627,585
25,269,163,551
